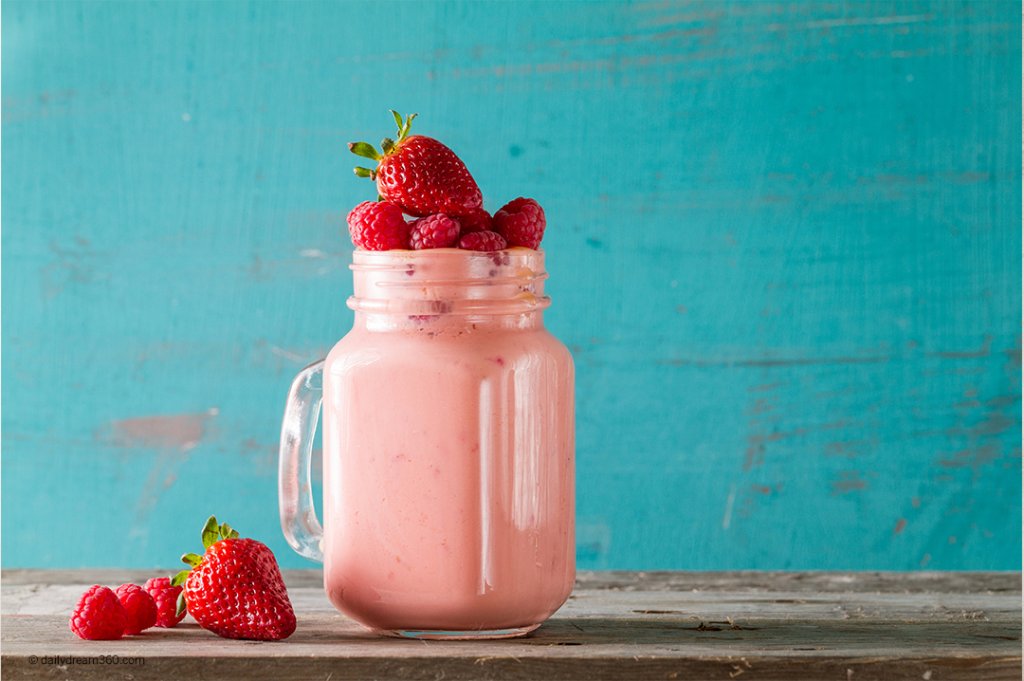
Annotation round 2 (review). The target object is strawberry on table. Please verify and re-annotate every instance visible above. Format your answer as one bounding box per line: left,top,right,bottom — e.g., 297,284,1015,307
172,516,296,641
350,111,483,217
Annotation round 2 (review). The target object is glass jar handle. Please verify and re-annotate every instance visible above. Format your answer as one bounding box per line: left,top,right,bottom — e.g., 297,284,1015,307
278,359,325,562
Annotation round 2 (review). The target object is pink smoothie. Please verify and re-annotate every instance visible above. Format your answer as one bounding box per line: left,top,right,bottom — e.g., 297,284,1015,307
321,249,575,634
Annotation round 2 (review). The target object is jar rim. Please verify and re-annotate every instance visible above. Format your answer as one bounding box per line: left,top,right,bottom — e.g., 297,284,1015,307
347,247,550,317
350,247,545,270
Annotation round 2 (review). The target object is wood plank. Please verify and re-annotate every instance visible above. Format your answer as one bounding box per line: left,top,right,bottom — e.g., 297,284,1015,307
4,568,1018,593
2,571,1019,680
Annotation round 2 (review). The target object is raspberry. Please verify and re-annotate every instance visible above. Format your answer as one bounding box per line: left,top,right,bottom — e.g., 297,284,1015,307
144,577,186,628
493,197,545,249
347,200,410,251
455,207,492,235
70,585,127,640
410,214,459,250
114,583,158,634
459,230,507,252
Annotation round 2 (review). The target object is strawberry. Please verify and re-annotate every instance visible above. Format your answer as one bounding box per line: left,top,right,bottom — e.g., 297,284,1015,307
459,230,507,252
70,585,127,640
171,516,296,641
347,200,410,251
493,197,546,249
350,111,482,217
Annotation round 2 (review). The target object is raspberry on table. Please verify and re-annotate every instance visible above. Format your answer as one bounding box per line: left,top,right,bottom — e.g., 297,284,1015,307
493,197,546,249
455,207,492,235
70,585,127,640
114,583,158,634
410,214,459,250
459,230,508,252
347,200,410,251
144,576,187,628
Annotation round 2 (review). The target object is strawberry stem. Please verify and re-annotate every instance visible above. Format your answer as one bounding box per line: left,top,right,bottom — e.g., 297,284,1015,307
171,516,242,619
170,569,190,586
399,113,417,141
201,516,220,550
348,141,380,161
175,517,241,583
349,110,419,185
390,110,417,142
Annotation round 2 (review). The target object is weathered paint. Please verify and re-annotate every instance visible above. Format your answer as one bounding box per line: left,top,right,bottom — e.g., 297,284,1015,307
107,410,217,450
1,0,1020,569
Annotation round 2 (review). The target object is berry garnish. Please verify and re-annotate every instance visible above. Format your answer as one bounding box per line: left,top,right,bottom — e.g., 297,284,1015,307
347,200,410,251
350,111,483,217
455,207,492,235
144,577,186,628
171,516,296,641
493,197,546,249
114,584,158,635
459,230,508,252
70,585,127,640
410,214,460,250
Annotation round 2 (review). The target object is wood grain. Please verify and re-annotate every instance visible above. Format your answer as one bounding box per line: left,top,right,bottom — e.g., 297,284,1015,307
2,570,1020,680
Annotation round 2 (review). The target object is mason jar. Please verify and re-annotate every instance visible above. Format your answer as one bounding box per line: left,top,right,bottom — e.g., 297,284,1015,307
279,248,575,639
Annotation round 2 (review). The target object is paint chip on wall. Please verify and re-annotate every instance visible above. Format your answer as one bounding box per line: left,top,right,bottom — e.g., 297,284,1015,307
106,408,219,451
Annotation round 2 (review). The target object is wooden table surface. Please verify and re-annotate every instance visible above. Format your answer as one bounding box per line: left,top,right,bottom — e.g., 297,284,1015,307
2,570,1020,680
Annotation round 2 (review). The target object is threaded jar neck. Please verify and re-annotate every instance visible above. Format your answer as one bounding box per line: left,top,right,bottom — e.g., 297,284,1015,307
348,248,550,331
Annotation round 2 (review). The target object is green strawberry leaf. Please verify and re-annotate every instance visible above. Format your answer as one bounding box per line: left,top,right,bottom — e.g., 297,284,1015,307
390,109,404,132
201,515,219,550
170,569,191,587
348,142,380,161
381,137,396,155
181,552,202,567
176,591,188,618
400,113,418,140
219,522,239,540
354,167,374,179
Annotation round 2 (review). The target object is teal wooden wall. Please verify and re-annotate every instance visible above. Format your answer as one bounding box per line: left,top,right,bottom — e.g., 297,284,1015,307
3,0,1020,570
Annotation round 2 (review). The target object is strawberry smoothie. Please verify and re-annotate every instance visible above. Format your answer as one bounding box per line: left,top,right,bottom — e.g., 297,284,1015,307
321,248,575,637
